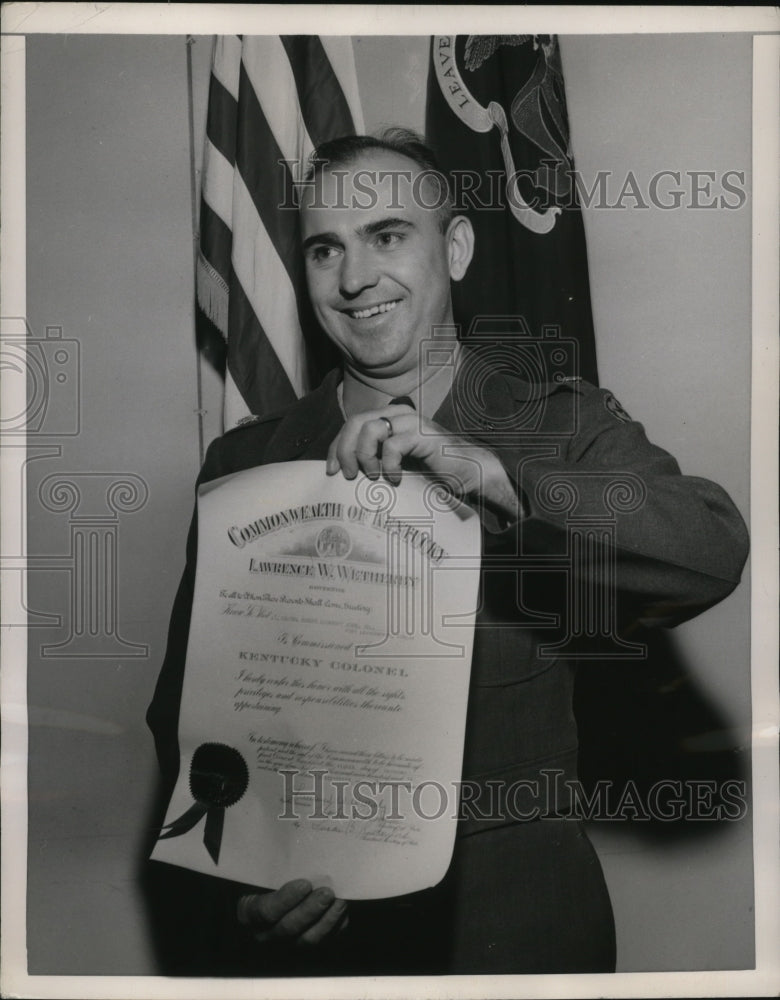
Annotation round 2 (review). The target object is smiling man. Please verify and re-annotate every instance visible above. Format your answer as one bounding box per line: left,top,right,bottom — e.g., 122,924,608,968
301,140,461,382
299,136,522,519
146,129,749,977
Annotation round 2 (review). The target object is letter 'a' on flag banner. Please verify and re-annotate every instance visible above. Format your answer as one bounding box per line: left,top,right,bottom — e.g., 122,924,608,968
426,35,599,387
197,36,364,430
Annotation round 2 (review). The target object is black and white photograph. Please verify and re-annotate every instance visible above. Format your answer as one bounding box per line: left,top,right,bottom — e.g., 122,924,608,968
1,5,778,998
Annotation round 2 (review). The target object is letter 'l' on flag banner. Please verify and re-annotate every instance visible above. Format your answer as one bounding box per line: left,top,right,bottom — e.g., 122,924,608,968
426,35,599,387
197,36,364,430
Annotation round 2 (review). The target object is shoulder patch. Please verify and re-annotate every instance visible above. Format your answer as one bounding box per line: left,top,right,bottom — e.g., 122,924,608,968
603,392,633,424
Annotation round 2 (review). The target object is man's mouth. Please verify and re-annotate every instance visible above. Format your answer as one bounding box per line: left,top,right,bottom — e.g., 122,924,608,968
344,300,401,320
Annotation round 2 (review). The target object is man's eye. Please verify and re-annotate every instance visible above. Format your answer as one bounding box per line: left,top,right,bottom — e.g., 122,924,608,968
309,246,339,263
375,232,403,248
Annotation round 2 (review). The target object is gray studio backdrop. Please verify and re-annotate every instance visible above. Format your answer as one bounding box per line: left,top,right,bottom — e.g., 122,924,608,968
23,32,752,973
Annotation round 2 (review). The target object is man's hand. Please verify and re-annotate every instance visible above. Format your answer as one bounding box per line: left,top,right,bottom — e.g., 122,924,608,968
237,879,349,947
326,404,522,524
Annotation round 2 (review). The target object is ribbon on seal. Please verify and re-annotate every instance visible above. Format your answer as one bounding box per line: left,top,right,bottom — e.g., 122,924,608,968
432,36,561,235
158,742,249,864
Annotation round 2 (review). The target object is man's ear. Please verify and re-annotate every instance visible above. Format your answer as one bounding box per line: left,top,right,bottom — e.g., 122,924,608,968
446,215,475,282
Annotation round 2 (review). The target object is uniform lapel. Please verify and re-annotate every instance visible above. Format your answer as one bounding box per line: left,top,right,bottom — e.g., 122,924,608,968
262,369,345,464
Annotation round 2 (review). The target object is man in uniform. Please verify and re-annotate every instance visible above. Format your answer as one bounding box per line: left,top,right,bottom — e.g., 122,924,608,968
146,130,749,975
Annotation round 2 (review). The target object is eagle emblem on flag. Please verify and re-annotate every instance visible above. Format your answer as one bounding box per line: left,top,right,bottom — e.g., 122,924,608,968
434,35,573,233
463,35,530,71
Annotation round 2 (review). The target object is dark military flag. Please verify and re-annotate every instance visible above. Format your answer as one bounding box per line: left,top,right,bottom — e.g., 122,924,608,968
426,35,599,386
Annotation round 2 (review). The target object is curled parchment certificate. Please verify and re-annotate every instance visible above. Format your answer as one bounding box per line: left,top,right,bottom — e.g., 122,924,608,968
152,461,481,899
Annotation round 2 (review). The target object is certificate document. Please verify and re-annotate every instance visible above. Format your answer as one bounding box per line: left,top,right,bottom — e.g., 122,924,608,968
151,461,481,899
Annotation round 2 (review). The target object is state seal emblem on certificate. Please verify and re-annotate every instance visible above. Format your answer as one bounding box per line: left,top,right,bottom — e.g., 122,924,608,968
151,461,481,898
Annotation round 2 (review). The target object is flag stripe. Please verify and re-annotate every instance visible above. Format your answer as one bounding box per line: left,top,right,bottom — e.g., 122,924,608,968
199,199,232,287
240,37,314,185
223,368,252,426
231,172,308,395
234,61,311,318
320,36,365,134
280,36,356,147
227,274,298,415
201,139,234,228
211,35,241,101
204,73,238,166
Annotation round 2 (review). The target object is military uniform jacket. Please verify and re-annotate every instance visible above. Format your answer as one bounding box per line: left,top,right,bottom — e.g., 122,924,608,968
146,362,749,975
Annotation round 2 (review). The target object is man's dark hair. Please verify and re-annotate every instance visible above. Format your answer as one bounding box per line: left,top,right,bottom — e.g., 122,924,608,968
304,127,454,232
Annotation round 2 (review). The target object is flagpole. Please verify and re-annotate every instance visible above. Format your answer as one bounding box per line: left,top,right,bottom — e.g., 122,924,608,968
185,34,206,466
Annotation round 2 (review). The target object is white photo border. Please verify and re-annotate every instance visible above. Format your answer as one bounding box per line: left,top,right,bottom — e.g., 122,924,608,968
1,5,778,998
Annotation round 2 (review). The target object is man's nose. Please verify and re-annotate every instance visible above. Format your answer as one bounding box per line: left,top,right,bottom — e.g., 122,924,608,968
338,250,378,299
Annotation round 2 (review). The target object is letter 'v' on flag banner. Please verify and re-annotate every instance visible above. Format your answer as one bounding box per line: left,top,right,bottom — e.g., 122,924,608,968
426,35,599,386
196,36,364,430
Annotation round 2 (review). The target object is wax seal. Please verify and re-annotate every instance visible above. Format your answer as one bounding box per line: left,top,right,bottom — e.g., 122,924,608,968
189,742,249,808
158,742,249,864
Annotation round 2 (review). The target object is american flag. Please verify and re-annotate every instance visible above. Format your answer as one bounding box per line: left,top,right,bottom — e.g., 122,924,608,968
197,36,364,429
